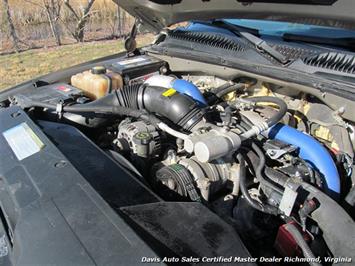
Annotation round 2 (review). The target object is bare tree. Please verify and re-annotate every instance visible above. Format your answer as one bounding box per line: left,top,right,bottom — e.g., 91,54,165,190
117,4,122,36
121,8,127,35
64,0,95,42
24,0,63,46
2,0,20,52
43,0,63,46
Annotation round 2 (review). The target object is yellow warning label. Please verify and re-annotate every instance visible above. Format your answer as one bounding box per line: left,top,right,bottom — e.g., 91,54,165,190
162,88,177,97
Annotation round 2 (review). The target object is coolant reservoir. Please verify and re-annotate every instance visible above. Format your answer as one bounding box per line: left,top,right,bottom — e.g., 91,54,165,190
71,66,123,100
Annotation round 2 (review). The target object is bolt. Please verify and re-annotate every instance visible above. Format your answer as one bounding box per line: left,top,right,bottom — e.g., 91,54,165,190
224,194,234,201
268,150,276,156
11,111,21,118
54,160,67,168
337,106,345,115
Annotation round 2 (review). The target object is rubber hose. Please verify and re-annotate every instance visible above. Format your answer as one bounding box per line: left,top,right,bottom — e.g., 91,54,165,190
237,153,265,211
251,142,284,194
245,96,288,127
207,82,247,105
284,223,321,266
211,77,257,96
237,153,278,215
215,83,246,98
16,95,161,125
211,82,235,95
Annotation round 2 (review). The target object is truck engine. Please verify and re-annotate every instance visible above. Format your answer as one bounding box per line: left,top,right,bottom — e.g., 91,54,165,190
1,54,354,264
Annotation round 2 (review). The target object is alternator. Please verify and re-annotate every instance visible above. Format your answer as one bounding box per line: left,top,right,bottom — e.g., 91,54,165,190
114,120,160,158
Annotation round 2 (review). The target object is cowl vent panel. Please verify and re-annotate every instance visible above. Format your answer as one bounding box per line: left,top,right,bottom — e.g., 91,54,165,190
303,52,355,74
167,30,245,52
273,45,319,60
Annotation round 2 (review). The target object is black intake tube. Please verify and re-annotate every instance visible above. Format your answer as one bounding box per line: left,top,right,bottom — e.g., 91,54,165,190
114,84,204,130
140,86,204,130
15,93,161,125
16,84,204,130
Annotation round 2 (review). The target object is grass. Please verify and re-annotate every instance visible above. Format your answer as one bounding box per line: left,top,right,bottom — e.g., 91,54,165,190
0,34,154,91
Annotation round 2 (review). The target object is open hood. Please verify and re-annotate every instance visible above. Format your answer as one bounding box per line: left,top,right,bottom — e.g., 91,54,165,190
115,0,355,32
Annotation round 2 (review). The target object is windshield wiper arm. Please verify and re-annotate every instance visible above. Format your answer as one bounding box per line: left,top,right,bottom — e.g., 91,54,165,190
239,31,290,64
211,20,290,64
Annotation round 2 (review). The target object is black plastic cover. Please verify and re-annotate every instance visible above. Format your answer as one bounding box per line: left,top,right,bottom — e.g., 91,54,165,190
38,120,160,209
0,107,161,265
121,202,255,265
15,82,82,105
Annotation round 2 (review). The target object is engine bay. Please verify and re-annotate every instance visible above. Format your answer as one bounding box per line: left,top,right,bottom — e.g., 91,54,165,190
1,53,355,264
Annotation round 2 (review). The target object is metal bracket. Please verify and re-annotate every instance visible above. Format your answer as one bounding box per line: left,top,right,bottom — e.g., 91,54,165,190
56,101,64,119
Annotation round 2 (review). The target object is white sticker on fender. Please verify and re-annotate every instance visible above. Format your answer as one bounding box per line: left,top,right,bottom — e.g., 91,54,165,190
3,122,45,161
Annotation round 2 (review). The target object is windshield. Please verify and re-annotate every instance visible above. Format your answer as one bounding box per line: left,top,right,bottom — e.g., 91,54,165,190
223,19,355,38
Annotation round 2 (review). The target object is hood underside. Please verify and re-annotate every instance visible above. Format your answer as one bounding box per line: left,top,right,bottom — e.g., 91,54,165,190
115,0,355,32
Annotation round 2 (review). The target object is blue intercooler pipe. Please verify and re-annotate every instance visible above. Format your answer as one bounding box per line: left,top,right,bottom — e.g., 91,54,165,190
144,75,207,106
268,123,340,197
172,79,207,106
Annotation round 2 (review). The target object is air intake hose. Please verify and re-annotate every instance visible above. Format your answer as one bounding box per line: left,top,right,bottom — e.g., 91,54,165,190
16,83,204,131
114,84,204,130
